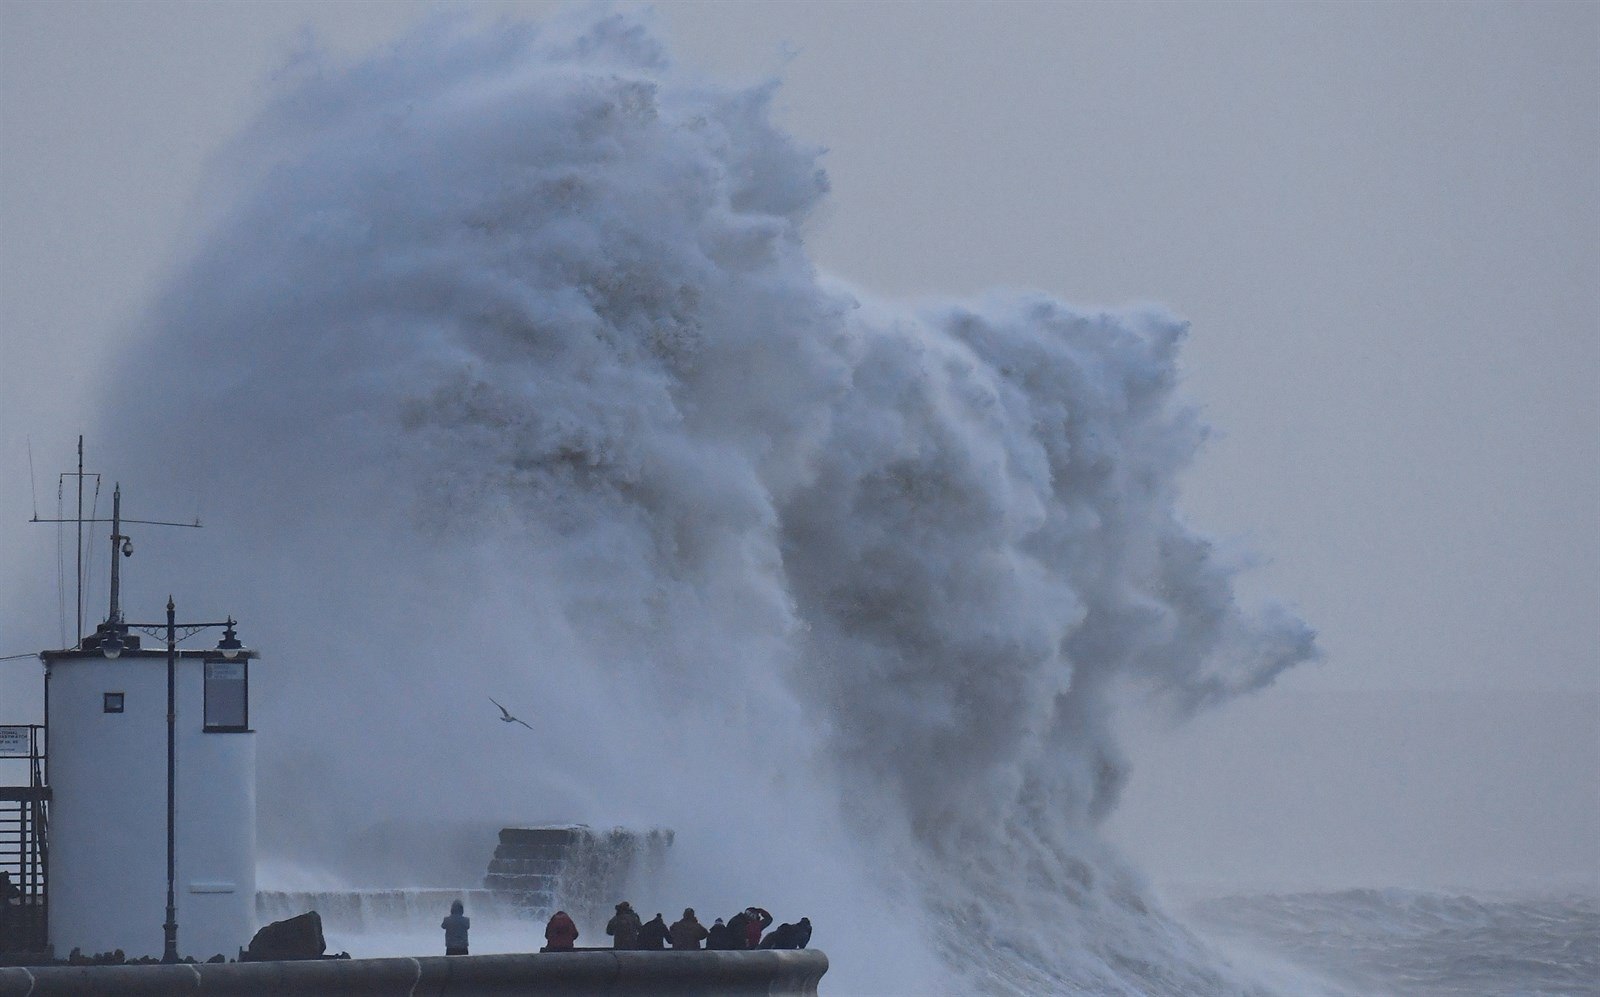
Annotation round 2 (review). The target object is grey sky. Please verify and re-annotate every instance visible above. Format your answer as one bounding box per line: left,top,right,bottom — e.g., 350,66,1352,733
2,1,1595,890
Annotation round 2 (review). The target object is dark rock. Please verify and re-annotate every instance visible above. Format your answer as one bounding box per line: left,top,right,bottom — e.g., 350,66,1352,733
243,911,326,962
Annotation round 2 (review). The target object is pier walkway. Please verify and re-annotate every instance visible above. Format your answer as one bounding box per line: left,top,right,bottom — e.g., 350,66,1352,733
0,948,827,996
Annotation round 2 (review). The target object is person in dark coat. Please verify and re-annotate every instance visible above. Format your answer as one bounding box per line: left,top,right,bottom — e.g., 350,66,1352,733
544,910,579,951
636,912,670,950
759,917,811,950
724,909,750,949
705,917,732,950
606,901,641,949
669,908,708,950
441,899,470,955
742,907,773,949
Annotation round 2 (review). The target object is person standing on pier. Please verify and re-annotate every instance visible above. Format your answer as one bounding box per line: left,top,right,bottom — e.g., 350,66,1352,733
637,912,671,950
706,917,732,950
742,907,773,948
544,910,579,951
441,899,470,956
759,917,812,950
670,908,708,950
607,901,641,949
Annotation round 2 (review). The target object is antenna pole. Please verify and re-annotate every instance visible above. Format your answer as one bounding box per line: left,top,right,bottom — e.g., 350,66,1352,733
31,443,199,639
108,484,123,625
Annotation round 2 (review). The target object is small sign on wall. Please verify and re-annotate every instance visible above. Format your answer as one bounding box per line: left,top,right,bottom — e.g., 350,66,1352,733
0,726,31,757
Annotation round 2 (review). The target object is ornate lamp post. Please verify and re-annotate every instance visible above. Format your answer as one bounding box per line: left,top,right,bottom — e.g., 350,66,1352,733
99,604,243,964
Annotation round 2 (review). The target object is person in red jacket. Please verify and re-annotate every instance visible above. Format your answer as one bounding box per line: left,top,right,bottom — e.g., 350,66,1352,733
743,907,773,949
544,910,579,951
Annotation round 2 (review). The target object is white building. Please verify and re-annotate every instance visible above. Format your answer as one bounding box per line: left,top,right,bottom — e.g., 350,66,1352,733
42,623,258,961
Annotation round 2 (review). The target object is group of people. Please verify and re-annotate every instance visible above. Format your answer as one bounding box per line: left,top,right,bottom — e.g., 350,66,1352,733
584,901,810,952
440,898,812,956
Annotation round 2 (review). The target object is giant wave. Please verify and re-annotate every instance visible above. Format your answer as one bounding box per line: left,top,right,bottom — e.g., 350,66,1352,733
95,11,1315,993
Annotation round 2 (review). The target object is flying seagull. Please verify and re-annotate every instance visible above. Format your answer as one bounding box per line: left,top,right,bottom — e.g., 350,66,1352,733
490,697,534,730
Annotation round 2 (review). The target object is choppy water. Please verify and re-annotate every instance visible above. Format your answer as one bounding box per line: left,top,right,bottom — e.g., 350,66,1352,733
1186,889,1600,997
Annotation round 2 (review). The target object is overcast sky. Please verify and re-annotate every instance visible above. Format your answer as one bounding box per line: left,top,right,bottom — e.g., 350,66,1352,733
2,0,1595,892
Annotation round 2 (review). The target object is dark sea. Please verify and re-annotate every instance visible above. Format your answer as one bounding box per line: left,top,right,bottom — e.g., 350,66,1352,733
1186,889,1600,996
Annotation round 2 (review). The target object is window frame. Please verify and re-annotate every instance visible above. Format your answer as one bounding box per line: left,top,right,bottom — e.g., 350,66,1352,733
202,657,249,733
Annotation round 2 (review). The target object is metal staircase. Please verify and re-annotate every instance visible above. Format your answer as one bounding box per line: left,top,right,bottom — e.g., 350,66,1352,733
0,724,48,955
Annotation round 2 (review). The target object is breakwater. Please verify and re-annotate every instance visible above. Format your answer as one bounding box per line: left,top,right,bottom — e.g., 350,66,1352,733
0,949,828,996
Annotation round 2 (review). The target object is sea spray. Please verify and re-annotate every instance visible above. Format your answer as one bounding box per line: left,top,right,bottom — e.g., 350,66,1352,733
93,11,1314,993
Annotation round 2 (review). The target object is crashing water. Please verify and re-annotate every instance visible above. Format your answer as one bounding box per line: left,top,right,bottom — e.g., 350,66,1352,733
257,889,505,936
255,888,542,960
93,10,1318,994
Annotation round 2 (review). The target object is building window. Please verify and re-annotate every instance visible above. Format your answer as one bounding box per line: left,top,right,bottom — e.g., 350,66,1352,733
103,692,124,714
204,659,248,732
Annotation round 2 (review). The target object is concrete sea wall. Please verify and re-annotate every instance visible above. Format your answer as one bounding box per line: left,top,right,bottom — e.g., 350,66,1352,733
0,949,828,996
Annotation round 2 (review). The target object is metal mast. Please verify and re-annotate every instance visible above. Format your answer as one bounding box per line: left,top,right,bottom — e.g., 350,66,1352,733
32,441,203,644
75,436,84,642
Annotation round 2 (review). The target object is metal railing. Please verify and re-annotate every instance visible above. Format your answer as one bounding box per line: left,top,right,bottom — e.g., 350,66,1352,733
0,724,48,954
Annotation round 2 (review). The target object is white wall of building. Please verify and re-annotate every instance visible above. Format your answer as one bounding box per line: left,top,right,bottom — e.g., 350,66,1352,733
46,646,256,960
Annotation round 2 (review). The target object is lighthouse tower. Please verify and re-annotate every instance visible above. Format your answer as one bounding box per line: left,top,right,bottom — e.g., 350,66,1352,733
35,478,260,961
